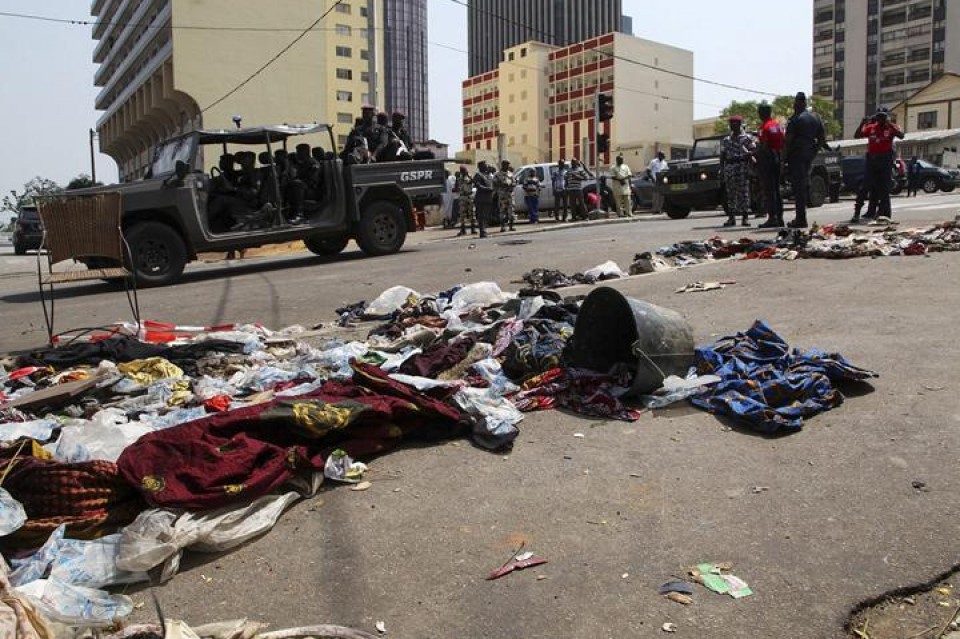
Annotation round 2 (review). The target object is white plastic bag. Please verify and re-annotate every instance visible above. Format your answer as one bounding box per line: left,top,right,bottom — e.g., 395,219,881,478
454,387,524,450
582,260,627,282
52,410,152,463
16,578,134,627
449,282,512,312
0,419,59,443
117,492,300,583
0,488,26,537
364,286,420,317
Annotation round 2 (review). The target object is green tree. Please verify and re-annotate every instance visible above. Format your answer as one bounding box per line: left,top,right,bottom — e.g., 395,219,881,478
66,174,103,190
1,177,63,215
713,95,842,139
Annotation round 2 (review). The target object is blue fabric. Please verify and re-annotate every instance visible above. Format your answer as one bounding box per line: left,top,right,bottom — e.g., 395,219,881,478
690,321,878,434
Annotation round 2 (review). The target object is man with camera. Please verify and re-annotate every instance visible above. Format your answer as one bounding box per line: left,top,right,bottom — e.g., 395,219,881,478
850,107,904,224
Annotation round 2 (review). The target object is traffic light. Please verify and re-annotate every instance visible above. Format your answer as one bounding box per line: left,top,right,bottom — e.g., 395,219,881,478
597,93,614,121
597,133,610,154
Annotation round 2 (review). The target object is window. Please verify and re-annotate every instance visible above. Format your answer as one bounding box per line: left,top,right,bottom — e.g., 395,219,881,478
337,112,353,124
335,24,351,36
335,3,351,14
521,47,527,57
336,68,353,80
360,71,370,83
336,91,353,102
918,111,938,130
521,111,527,121
338,135,349,146
508,52,515,61
336,46,352,57
360,6,368,16
360,49,369,60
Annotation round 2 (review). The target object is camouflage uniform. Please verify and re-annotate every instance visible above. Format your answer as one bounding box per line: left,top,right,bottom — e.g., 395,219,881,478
455,172,476,235
493,168,516,231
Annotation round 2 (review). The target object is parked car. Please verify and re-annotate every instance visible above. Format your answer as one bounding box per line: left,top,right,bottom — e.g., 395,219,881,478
840,156,906,195
911,159,959,193
12,205,43,255
631,170,656,209
511,163,616,215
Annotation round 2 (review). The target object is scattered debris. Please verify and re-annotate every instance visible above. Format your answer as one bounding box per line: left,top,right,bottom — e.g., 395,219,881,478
674,281,736,294
690,562,753,599
487,550,548,581
913,481,930,493
375,621,386,634
661,622,678,633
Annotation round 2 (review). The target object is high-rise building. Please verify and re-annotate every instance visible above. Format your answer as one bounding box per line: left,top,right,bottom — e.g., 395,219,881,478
467,0,631,77
92,0,428,181
462,33,693,168
813,0,960,138
383,0,429,143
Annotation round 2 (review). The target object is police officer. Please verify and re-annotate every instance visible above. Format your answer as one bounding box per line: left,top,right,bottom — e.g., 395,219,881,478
472,161,493,239
391,111,413,149
757,103,785,228
455,165,477,236
493,160,516,232
784,92,828,228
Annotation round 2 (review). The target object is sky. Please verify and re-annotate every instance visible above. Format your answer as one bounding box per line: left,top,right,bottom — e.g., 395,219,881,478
0,0,813,215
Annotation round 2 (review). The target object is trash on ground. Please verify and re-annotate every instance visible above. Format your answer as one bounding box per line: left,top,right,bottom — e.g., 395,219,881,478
690,562,753,599
661,622,678,633
674,281,736,294
487,550,548,580
658,581,695,596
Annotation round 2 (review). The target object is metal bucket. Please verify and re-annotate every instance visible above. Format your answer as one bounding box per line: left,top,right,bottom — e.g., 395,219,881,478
569,287,694,396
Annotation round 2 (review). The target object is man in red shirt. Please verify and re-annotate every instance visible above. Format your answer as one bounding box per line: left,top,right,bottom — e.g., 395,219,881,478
757,103,785,228
851,107,904,222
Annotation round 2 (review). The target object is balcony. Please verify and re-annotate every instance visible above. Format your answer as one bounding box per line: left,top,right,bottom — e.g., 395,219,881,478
96,38,172,114
96,3,171,86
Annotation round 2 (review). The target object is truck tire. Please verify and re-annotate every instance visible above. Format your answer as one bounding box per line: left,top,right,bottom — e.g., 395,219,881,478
808,174,827,208
942,184,955,193
357,201,407,256
126,221,187,287
922,177,939,194
664,203,691,219
304,235,349,256
829,182,841,203
13,243,26,256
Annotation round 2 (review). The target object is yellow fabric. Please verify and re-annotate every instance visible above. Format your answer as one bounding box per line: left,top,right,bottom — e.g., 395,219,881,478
117,358,184,385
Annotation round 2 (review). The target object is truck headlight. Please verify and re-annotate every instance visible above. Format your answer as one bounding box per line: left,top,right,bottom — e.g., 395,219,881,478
700,172,708,181
662,176,670,185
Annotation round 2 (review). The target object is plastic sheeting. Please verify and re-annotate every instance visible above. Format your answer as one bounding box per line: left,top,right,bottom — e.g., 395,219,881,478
116,492,300,583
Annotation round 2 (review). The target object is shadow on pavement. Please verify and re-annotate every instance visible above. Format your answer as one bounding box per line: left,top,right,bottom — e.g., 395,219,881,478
0,249,419,305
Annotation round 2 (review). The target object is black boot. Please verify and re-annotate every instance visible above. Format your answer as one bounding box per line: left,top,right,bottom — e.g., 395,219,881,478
722,217,736,227
787,218,808,229
758,217,780,228
741,215,751,227
457,227,466,236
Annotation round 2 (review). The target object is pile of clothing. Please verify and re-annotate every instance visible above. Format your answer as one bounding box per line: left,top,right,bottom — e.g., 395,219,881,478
654,221,960,266
0,281,644,634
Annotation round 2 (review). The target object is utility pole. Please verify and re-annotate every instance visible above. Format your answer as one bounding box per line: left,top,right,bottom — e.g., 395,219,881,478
88,129,97,183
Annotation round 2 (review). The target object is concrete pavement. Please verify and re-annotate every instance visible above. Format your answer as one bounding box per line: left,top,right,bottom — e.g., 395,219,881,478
1,193,959,637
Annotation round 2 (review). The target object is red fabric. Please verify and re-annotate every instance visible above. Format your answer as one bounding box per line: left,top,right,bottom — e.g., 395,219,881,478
861,122,899,154
117,363,465,511
759,118,785,152
203,395,232,412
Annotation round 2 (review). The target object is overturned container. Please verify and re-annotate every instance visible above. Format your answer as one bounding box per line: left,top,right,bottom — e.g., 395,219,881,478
569,287,694,396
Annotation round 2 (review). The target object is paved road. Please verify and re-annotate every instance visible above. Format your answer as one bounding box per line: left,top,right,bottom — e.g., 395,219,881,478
2,193,960,637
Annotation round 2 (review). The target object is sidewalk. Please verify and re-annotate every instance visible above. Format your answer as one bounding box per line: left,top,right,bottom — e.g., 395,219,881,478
414,210,659,245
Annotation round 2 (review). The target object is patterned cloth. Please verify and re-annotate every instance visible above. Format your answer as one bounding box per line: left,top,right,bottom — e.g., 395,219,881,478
500,321,571,382
0,447,145,552
690,321,878,434
511,368,641,422
117,363,464,511
720,132,756,216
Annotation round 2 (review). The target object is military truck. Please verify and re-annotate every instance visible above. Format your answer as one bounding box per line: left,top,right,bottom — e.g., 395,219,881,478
62,123,445,286
655,135,842,220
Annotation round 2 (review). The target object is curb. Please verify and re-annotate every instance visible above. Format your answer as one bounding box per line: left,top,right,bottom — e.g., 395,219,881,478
422,213,660,243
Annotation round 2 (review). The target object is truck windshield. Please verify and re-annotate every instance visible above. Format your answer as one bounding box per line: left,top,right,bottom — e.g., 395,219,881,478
150,136,195,177
691,139,722,159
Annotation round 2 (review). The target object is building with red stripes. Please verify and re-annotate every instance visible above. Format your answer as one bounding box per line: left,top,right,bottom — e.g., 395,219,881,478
462,32,694,168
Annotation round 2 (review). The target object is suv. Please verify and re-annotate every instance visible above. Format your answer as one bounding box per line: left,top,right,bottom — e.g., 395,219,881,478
59,123,445,286
12,205,43,255
840,156,906,195
510,162,617,216
655,135,842,219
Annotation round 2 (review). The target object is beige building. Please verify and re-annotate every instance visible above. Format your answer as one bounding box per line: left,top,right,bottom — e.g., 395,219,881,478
813,0,960,138
462,33,693,168
93,0,385,181
892,71,960,130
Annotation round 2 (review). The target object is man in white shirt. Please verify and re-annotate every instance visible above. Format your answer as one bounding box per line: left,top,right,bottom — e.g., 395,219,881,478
647,151,669,212
610,155,634,217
